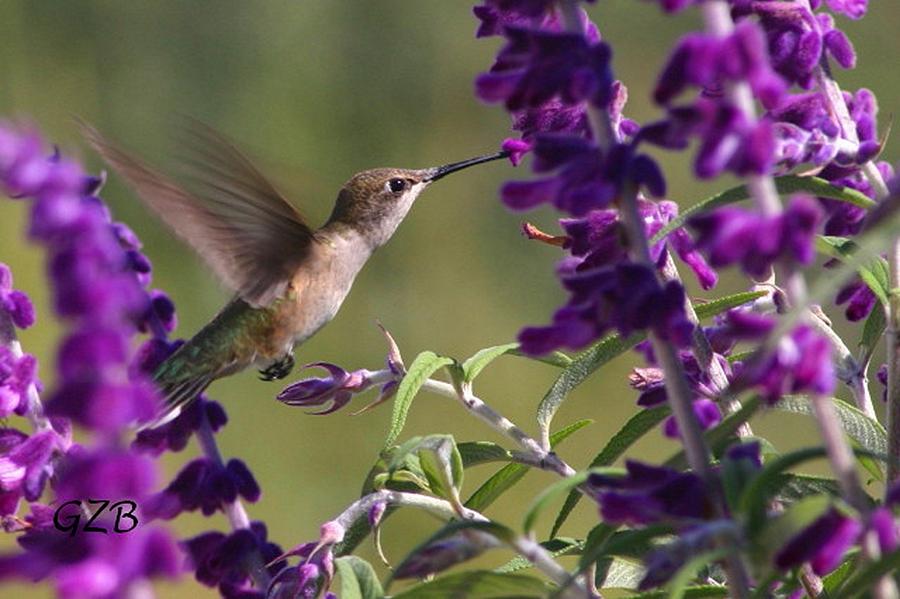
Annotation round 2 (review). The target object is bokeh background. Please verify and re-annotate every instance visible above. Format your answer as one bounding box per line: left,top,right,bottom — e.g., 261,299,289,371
1,2,898,597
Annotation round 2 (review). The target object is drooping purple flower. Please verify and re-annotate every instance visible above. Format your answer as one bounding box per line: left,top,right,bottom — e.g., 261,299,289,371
518,261,694,355
590,460,712,525
0,346,39,418
0,263,36,330
774,507,862,575
663,399,721,439
133,396,228,456
278,363,382,414
146,457,260,519
689,194,822,277
185,522,285,593
731,323,835,404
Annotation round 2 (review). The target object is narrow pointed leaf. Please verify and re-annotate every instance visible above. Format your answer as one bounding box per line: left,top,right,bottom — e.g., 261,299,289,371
773,396,886,457
462,342,521,382
383,351,454,449
458,441,515,468
859,300,886,367
417,436,464,503
464,419,592,512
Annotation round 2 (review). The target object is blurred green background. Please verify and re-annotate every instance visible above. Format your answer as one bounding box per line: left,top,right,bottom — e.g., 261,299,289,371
1,2,898,597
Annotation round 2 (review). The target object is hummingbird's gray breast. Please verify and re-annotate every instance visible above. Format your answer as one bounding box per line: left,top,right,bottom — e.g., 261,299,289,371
286,229,374,347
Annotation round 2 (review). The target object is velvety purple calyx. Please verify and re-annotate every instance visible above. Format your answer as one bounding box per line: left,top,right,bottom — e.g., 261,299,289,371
518,261,694,355
0,262,36,329
774,507,861,575
0,429,61,515
732,323,835,404
663,399,721,439
0,346,39,418
185,523,285,590
147,456,260,519
689,194,822,277
590,460,712,525
133,396,227,456
655,22,785,109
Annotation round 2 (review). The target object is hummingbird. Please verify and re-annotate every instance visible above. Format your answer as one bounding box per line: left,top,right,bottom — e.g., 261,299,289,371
82,123,507,427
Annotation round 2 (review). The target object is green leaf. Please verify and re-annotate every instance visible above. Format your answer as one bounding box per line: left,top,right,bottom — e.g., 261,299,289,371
624,586,730,598
462,343,520,382
740,447,832,531
650,175,875,246
755,496,833,567
335,556,384,599
495,538,582,574
859,300,886,366
551,406,670,537
821,554,858,594
537,333,644,444
417,435,464,504
383,351,454,449
391,520,517,583
581,524,672,579
773,395,887,458
816,236,891,304
692,290,768,319
599,558,646,591
390,570,549,599
464,420,592,512
666,550,729,599
766,472,842,504
511,348,573,368
458,441,514,468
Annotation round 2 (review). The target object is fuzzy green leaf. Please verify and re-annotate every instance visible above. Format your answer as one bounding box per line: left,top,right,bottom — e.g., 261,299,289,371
816,235,891,304
859,300,886,366
390,570,549,599
335,556,384,599
462,342,521,382
383,351,454,449
457,442,515,468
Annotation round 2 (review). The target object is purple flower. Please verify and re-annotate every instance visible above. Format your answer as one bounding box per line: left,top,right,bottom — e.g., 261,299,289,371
0,346,39,418
689,194,822,277
735,323,835,403
185,522,284,592
774,507,862,575
277,362,381,414
146,457,260,519
133,396,228,455
519,261,694,355
590,460,712,525
662,399,721,439
267,523,343,599
0,429,61,515
0,262,36,329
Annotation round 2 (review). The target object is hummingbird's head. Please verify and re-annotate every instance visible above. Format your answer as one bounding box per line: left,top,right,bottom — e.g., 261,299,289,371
327,152,507,248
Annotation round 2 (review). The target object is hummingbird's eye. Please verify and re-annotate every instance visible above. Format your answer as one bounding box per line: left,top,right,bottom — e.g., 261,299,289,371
387,178,407,194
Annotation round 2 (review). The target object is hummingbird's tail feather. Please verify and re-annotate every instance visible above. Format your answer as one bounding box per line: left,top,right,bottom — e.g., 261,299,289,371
139,372,216,431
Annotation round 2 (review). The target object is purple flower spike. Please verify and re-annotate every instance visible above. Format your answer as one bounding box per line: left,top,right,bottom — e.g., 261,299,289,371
775,507,862,575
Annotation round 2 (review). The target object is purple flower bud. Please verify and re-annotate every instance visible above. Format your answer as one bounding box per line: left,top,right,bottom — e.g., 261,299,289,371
277,363,378,414
826,0,868,19
368,501,387,528
775,507,862,575
0,346,39,418
869,507,898,553
663,399,721,439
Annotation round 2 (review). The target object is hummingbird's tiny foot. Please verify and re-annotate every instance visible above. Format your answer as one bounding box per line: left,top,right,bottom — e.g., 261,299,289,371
259,352,295,381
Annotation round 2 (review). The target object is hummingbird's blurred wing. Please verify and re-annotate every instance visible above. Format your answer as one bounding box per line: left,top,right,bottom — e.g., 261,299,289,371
82,122,319,308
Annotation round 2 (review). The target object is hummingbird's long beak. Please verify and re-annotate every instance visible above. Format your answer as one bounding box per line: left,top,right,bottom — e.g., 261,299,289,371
424,150,509,182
